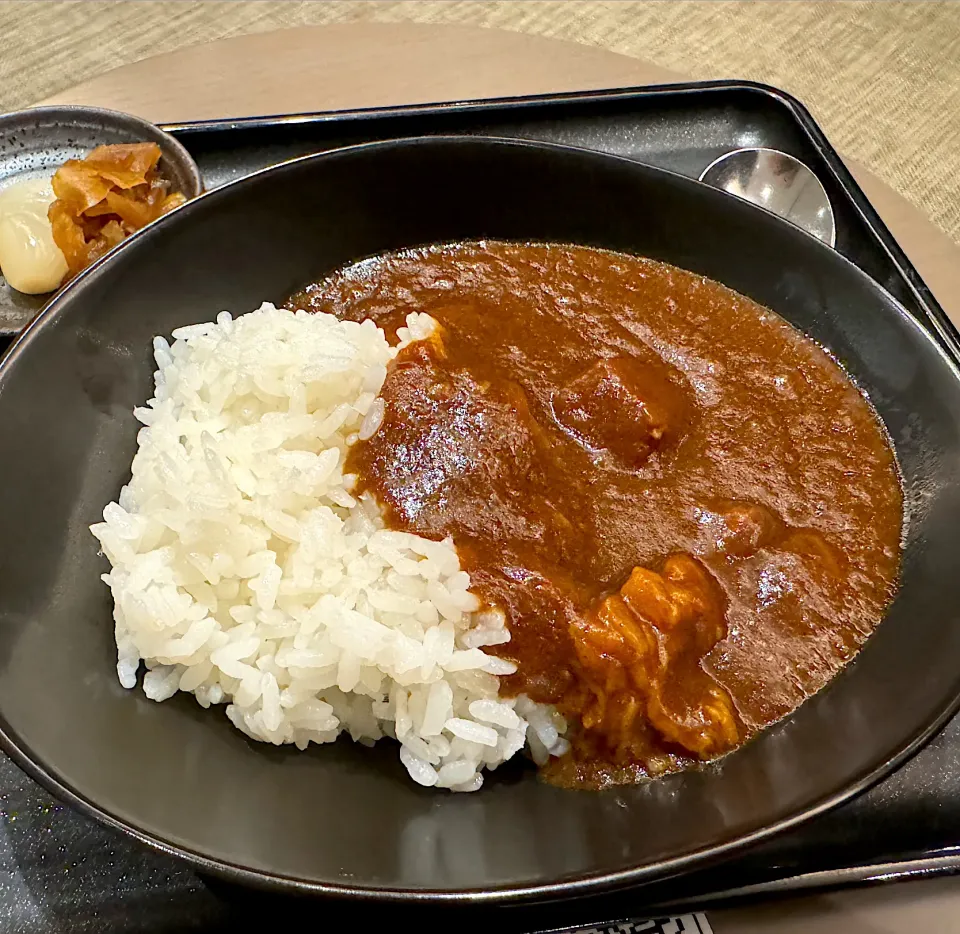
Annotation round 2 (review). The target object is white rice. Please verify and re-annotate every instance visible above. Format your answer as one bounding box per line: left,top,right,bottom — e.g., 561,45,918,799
90,302,567,791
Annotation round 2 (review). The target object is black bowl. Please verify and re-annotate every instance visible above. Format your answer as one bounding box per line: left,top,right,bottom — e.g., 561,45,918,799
1,137,959,902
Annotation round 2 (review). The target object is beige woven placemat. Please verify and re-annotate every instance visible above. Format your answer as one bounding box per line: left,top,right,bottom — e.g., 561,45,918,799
0,0,958,246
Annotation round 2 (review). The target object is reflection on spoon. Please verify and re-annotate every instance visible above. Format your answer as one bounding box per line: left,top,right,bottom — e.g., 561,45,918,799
699,148,836,248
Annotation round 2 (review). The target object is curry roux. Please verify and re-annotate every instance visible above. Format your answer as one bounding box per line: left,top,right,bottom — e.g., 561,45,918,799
291,241,902,789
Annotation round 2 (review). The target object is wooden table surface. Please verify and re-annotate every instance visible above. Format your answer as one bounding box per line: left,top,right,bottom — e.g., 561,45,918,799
3,1,959,246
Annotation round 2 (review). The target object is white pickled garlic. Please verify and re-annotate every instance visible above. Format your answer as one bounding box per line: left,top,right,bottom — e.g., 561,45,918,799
0,177,68,294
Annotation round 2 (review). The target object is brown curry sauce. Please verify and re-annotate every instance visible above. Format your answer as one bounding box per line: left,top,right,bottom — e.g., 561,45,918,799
291,241,902,789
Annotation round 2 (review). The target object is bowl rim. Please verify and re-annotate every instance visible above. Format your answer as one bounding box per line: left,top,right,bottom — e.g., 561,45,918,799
1,133,958,903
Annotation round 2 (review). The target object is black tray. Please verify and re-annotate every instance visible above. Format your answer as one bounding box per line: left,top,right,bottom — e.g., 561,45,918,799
2,81,958,933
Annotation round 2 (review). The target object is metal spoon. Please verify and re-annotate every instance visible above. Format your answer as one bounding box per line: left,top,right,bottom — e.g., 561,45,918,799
699,147,836,248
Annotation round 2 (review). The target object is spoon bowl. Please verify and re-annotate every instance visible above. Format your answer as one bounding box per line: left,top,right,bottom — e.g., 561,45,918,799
699,147,836,247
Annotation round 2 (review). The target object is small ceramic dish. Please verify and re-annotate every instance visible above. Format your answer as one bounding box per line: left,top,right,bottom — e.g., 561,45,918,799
0,104,203,331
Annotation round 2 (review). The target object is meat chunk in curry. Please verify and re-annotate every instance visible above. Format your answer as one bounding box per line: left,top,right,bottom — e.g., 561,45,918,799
552,357,689,468
571,554,739,760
